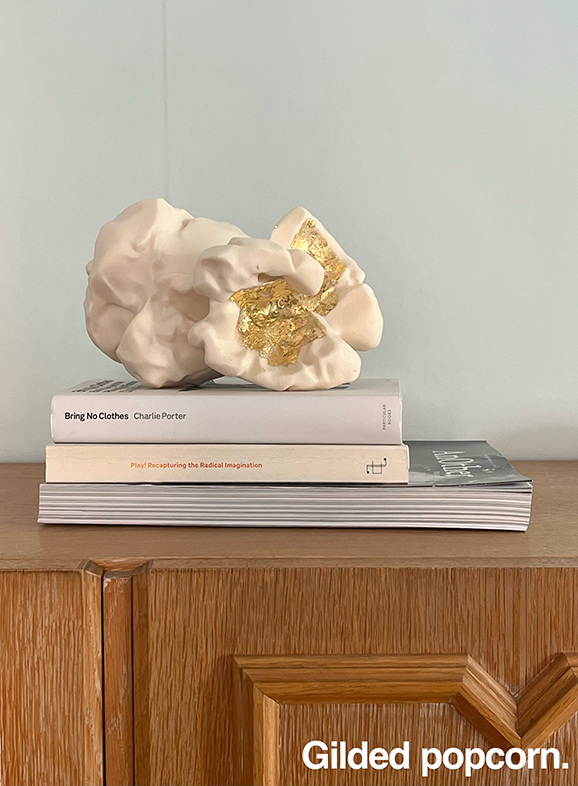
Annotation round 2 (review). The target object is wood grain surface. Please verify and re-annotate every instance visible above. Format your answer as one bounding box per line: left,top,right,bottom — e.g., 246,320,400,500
234,655,517,785
133,564,152,786
0,461,577,568
103,568,137,786
278,704,497,786
0,565,103,786
131,565,578,785
235,654,578,784
2,463,578,784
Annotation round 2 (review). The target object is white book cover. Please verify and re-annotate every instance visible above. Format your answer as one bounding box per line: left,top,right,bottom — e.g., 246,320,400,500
45,443,410,484
50,378,402,445
38,482,532,529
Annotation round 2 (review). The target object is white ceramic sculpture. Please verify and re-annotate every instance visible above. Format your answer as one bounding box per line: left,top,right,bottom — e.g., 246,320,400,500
85,198,247,387
85,199,383,390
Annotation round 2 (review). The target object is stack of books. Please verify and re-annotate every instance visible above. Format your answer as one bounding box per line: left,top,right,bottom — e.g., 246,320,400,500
39,378,532,530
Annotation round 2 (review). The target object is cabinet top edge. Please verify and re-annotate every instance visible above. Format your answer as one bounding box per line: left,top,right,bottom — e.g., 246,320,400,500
1,461,577,568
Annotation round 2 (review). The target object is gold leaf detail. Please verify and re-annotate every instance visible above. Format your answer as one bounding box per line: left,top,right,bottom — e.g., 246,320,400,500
230,220,345,366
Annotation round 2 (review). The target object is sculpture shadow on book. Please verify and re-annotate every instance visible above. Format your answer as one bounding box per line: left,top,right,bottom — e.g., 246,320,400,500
84,199,383,391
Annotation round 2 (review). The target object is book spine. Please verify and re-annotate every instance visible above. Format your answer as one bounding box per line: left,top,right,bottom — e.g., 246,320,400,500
50,391,402,445
45,444,409,484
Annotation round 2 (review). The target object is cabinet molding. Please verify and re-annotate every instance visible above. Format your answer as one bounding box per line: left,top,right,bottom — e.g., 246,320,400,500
518,653,578,748
103,568,135,786
234,653,578,786
100,561,151,786
82,563,105,786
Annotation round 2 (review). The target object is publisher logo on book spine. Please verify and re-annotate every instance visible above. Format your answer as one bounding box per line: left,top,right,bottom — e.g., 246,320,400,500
367,459,388,475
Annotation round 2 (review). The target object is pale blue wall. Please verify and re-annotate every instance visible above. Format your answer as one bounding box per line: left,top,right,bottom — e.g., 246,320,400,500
1,1,577,460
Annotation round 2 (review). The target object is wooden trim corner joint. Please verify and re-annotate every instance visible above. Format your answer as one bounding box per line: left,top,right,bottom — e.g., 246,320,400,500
233,653,578,786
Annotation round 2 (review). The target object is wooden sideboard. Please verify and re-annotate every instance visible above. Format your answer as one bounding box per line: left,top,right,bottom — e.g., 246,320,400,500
1,461,578,786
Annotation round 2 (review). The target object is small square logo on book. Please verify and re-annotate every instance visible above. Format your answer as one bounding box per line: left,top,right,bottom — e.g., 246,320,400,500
366,459,388,474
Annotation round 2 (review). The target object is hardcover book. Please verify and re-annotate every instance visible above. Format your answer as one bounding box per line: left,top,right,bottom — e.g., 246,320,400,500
50,378,402,445
44,443,410,484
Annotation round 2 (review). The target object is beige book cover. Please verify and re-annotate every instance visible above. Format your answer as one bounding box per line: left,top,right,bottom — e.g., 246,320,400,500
45,443,410,484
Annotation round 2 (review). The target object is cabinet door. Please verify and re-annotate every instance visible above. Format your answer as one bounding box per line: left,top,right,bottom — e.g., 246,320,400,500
129,565,578,786
0,565,102,786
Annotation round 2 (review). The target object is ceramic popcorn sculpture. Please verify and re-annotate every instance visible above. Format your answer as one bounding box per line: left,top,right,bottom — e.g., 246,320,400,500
85,199,247,387
85,199,383,390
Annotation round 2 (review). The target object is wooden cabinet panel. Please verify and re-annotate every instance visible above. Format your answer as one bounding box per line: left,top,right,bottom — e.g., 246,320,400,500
2,463,578,786
279,703,489,786
130,565,578,786
278,705,578,786
234,654,578,785
0,565,103,786
233,654,517,784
